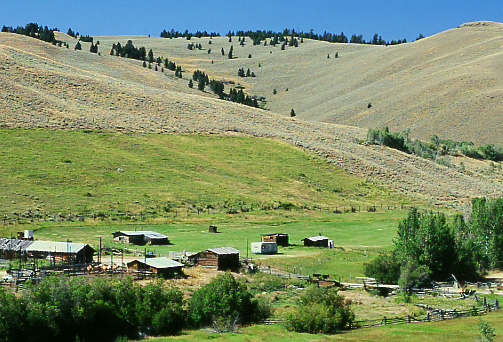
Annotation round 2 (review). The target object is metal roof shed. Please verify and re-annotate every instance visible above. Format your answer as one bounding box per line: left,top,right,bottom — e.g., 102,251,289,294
301,235,330,247
127,257,183,277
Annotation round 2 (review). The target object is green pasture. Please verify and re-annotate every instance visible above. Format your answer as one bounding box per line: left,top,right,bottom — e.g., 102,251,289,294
7,209,405,280
0,128,416,220
144,310,503,341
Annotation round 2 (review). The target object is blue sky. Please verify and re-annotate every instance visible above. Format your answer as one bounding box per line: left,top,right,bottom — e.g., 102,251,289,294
1,0,501,41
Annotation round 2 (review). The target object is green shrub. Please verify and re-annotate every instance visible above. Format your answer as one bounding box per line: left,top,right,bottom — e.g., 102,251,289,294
188,273,266,327
284,285,353,334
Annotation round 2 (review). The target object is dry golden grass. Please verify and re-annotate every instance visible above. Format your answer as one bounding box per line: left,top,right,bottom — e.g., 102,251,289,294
1,24,503,210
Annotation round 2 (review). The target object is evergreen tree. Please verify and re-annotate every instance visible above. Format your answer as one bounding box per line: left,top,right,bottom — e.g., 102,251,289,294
188,79,193,88
290,109,296,117
228,45,233,59
74,41,81,50
148,49,154,63
198,78,205,91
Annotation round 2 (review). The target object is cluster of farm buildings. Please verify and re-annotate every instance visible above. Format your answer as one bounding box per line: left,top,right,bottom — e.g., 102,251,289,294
0,228,334,282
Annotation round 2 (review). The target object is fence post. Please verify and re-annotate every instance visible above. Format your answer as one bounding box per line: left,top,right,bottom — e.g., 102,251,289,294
427,312,430,321
408,315,411,323
496,299,499,310
383,316,387,325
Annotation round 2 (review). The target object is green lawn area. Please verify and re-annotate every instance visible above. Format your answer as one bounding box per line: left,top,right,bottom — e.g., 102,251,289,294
143,310,503,341
0,128,417,221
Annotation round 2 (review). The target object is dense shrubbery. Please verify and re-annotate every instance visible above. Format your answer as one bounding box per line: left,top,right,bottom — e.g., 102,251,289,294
0,276,184,342
284,285,353,334
188,273,270,328
366,127,503,162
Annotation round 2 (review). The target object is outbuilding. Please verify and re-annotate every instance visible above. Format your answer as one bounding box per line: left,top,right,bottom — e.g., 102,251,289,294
127,257,183,278
301,235,330,247
191,247,240,270
112,231,169,245
251,242,278,254
260,234,289,246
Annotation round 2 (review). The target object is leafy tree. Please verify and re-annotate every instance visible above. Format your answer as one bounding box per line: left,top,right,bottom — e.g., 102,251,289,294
364,252,401,284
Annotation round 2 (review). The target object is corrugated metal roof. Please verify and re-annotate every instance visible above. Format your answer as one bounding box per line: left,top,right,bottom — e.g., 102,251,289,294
114,231,168,239
25,241,88,254
302,235,329,242
131,257,183,269
260,233,289,237
0,238,34,251
206,246,240,255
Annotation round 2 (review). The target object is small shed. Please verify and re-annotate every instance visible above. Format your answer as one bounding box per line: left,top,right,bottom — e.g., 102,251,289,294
112,231,169,245
261,234,289,246
191,247,240,270
301,235,330,247
127,257,183,278
251,242,277,254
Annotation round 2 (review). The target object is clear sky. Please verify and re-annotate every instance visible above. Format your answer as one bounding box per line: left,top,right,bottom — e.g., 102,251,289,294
1,0,501,41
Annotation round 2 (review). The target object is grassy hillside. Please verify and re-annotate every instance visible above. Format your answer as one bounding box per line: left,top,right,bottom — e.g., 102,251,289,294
2,30,503,209
0,128,411,220
81,22,503,145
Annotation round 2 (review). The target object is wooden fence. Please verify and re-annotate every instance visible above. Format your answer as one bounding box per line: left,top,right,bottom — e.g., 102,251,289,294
349,297,499,329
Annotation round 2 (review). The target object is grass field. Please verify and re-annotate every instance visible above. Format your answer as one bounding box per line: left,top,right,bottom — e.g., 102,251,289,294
0,128,415,220
3,209,407,281
141,310,503,341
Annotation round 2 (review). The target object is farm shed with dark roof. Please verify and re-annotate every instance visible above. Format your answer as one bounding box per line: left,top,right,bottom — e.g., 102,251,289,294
260,233,289,246
112,231,169,245
127,257,183,277
191,247,240,270
301,235,330,247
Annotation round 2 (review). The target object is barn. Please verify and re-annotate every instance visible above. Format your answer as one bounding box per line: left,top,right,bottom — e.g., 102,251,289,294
301,235,330,247
191,247,240,270
112,231,169,245
127,257,183,278
260,233,289,246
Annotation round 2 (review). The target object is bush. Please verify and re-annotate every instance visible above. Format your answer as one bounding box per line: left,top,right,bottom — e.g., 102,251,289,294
364,252,401,284
188,273,265,327
284,285,353,334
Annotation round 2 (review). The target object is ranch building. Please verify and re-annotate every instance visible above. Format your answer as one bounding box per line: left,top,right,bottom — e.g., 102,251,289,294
127,257,183,278
260,233,289,246
301,235,331,247
190,247,240,270
251,242,278,254
112,231,169,245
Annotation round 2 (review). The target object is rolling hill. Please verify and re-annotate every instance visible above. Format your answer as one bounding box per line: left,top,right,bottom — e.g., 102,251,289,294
1,23,503,212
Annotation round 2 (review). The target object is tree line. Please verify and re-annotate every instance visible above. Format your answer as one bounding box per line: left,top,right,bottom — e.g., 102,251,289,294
2,23,59,45
365,197,503,290
366,127,503,162
160,27,415,46
0,272,270,342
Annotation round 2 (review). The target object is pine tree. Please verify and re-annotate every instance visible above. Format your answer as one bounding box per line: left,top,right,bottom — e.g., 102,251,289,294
198,78,205,91
290,109,296,117
228,45,233,59
74,41,81,50
188,79,193,88
148,49,154,63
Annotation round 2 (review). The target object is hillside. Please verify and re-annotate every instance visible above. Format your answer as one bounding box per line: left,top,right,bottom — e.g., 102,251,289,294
1,29,503,211
71,21,503,146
